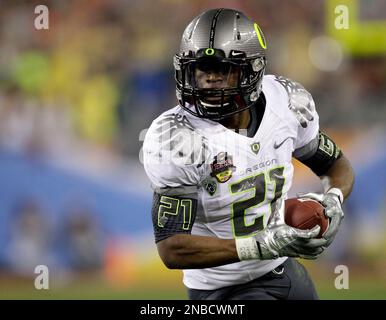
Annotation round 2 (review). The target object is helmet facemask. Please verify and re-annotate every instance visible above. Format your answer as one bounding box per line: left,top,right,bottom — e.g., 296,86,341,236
175,48,266,121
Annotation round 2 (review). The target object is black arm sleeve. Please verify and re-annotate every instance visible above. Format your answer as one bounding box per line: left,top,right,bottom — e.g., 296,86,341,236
151,192,198,243
295,131,343,176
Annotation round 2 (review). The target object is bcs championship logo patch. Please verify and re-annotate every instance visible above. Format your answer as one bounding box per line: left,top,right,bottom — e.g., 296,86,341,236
210,152,236,183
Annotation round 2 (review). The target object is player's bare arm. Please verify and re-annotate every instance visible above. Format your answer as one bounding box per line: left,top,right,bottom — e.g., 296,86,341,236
321,154,354,200
157,234,238,269
294,130,355,250
154,192,321,270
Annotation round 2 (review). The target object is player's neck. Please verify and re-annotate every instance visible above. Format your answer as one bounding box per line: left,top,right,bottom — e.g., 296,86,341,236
219,94,266,136
220,109,250,132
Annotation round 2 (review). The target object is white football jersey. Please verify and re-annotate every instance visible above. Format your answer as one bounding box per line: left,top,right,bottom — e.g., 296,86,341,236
143,75,319,290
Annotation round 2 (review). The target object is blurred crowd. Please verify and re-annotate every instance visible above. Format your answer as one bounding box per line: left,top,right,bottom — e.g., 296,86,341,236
1,0,385,159
0,0,385,282
4,197,103,277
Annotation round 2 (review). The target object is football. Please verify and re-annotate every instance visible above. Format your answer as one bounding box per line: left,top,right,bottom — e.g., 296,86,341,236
284,198,329,239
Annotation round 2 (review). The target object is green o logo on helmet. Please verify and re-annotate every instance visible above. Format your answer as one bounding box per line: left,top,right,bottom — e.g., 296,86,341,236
205,48,215,56
254,23,267,49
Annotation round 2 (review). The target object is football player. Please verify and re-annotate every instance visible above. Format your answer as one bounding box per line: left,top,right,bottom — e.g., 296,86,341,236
143,8,354,300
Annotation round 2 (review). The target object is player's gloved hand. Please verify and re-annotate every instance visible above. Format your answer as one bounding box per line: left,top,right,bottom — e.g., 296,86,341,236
236,199,323,261
296,188,344,250
256,198,324,259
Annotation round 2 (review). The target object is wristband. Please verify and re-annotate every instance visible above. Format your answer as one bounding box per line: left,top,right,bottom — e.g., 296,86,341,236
327,187,344,204
235,237,259,260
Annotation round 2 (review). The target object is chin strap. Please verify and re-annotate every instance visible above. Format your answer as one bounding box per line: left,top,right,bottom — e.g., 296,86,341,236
199,100,230,108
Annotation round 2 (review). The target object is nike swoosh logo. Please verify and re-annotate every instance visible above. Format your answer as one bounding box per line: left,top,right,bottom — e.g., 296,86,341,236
274,137,294,149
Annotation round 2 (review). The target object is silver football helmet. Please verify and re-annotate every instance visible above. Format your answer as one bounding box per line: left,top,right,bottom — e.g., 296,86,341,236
174,8,267,121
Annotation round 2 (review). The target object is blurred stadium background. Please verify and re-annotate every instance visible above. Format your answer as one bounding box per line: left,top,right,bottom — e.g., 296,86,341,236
0,0,385,299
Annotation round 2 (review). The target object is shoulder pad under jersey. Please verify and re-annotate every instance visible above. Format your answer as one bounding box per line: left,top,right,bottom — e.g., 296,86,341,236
274,76,316,128
148,112,210,168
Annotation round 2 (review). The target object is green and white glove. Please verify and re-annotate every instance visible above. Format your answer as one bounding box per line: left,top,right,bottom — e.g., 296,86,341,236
235,199,322,261
296,188,344,250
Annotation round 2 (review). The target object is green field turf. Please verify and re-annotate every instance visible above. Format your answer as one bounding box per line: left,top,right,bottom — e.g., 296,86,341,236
1,258,384,300
0,277,384,300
